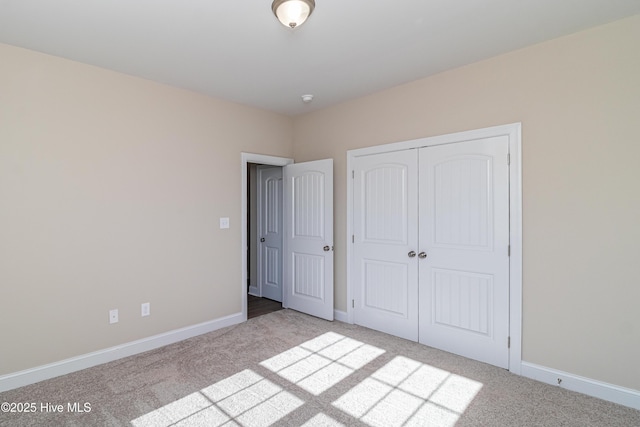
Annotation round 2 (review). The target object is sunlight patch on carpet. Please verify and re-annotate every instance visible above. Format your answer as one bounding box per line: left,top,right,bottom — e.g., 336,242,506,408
300,413,346,426
260,332,385,395
131,370,303,427
332,356,483,426
131,331,483,427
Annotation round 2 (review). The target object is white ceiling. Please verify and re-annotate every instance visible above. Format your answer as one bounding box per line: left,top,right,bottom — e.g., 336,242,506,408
1,0,639,116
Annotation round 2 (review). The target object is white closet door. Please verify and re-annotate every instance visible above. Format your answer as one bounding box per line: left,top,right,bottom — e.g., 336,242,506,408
257,166,283,302
353,150,419,341
283,159,334,321
418,137,510,368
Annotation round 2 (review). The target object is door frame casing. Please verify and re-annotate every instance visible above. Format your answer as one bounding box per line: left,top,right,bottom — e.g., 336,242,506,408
241,153,293,321
346,123,523,374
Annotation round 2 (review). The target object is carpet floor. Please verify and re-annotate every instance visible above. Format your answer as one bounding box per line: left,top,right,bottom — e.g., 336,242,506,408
1,309,639,426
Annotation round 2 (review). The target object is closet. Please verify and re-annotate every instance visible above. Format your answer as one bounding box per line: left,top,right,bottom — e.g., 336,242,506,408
351,135,510,368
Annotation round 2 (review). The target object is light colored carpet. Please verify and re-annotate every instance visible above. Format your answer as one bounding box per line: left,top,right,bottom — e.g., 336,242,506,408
1,309,639,426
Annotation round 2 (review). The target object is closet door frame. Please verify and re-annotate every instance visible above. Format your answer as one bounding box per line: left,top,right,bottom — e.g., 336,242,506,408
346,122,523,374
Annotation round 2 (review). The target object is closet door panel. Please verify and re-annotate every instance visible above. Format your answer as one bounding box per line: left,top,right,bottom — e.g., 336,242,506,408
418,136,510,368
353,150,419,341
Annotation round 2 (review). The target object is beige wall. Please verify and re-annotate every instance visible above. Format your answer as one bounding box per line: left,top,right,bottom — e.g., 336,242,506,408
0,43,293,374
2,14,639,394
293,15,640,390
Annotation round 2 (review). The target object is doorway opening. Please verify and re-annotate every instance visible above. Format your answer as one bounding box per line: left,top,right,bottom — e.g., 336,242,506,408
247,162,285,318
242,153,335,321
241,153,293,321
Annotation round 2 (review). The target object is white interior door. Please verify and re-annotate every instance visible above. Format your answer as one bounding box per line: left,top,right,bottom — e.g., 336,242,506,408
352,150,419,341
257,166,283,302
283,159,334,320
418,137,510,368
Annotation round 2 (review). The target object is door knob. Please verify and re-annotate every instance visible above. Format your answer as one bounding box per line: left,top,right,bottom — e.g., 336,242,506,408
323,245,331,252
408,251,416,258
260,238,265,242
418,252,427,259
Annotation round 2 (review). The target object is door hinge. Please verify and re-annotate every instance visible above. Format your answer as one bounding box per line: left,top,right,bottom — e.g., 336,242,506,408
508,336,511,348
507,153,510,165
352,299,355,308
508,245,511,257
352,234,355,243
352,170,355,179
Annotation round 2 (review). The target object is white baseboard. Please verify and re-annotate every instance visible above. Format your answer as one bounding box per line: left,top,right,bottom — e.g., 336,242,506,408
334,309,348,323
521,361,640,410
0,312,244,393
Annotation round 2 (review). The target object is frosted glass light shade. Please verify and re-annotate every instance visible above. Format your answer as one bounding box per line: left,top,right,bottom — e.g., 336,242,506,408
272,0,315,28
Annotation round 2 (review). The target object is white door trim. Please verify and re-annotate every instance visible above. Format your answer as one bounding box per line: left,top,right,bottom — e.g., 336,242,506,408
346,123,522,374
241,153,294,321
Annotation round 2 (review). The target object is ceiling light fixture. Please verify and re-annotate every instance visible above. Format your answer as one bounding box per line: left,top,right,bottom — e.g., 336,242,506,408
272,0,315,29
